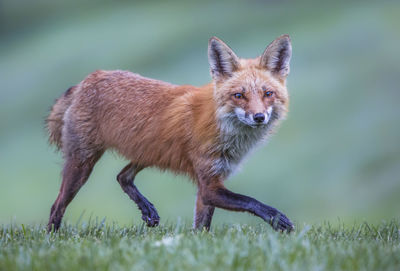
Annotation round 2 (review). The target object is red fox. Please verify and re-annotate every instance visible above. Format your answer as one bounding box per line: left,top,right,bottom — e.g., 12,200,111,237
46,35,293,232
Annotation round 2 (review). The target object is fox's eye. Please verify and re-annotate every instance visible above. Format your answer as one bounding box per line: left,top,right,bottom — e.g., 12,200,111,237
234,93,243,99
264,91,274,97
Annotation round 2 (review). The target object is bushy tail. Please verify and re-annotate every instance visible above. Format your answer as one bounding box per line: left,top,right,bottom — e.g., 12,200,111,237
46,86,76,150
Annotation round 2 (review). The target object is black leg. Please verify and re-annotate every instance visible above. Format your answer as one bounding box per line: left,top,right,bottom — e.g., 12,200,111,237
117,163,160,227
200,183,294,232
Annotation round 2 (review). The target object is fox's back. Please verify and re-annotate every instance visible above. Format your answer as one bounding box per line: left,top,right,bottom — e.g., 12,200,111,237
78,70,176,139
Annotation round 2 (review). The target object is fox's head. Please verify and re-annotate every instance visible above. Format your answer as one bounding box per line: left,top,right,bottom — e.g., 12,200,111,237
208,35,291,130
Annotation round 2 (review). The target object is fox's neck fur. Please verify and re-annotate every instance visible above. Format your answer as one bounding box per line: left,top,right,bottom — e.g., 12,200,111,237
214,110,278,177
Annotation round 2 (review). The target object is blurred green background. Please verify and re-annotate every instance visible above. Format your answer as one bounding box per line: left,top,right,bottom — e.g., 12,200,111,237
1,0,399,227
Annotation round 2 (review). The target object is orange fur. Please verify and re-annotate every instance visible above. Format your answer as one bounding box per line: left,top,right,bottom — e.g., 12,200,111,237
47,35,294,231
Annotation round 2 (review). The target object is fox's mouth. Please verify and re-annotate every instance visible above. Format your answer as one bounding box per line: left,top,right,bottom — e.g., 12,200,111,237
250,122,267,128
236,116,270,128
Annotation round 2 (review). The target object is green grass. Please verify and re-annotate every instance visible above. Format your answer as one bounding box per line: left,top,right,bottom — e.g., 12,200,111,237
1,220,399,271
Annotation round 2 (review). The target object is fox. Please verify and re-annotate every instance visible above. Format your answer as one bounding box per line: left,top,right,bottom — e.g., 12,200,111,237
46,35,293,232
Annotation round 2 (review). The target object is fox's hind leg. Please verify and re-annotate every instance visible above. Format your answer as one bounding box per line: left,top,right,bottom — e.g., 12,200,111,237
48,152,102,231
48,107,105,232
193,191,215,230
117,163,160,227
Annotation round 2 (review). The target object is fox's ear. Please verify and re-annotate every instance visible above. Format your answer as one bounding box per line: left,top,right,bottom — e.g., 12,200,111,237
260,35,292,78
208,37,240,81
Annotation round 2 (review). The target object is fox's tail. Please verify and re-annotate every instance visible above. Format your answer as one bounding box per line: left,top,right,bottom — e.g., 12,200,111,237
46,86,76,150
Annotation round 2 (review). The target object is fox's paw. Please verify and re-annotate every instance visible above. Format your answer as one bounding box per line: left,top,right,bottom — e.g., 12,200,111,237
266,209,294,233
141,203,160,227
142,213,160,227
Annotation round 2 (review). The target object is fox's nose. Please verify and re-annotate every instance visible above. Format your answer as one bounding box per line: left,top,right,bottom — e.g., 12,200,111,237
253,113,265,123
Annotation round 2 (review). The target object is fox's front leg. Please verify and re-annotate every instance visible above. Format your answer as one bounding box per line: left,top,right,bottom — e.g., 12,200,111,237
193,191,215,230
197,175,294,232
